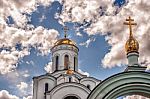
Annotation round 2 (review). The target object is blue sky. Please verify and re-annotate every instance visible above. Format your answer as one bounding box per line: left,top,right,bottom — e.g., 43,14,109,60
0,0,149,98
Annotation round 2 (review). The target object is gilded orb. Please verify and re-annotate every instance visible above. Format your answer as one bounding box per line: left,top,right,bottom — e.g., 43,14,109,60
66,69,74,75
125,37,139,53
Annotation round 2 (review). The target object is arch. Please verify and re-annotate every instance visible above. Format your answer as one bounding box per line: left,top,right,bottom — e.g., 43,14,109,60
88,71,150,99
64,55,69,69
48,83,90,99
55,56,59,71
36,74,56,81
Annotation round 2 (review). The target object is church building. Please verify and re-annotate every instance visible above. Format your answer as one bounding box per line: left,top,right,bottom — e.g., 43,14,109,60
33,17,150,99
33,26,100,99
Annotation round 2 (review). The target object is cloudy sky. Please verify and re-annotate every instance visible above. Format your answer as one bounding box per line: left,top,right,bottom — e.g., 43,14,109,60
0,0,150,98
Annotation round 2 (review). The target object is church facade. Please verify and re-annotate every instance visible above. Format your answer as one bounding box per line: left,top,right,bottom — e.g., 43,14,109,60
33,17,150,99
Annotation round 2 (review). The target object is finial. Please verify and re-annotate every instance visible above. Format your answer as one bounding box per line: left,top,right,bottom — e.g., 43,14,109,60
123,16,137,38
124,16,139,54
63,26,69,38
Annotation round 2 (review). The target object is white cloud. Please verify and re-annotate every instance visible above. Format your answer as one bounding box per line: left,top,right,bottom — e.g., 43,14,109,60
76,32,83,37
23,74,30,78
79,38,95,48
22,70,30,78
78,69,90,77
44,61,52,73
16,81,33,97
146,65,150,71
23,96,32,99
0,0,60,75
0,90,19,99
0,89,32,99
58,0,150,69
5,70,31,86
39,15,46,22
1,0,55,16
3,71,32,97
124,95,149,99
17,82,28,91
18,81,33,98
58,0,112,24
0,24,59,74
25,61,35,66
0,50,19,74
102,41,127,68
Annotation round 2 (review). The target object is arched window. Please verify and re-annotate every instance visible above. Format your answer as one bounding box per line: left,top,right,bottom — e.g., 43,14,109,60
56,56,59,70
64,96,78,99
74,57,77,71
69,77,71,82
64,55,69,69
45,83,48,92
87,84,90,90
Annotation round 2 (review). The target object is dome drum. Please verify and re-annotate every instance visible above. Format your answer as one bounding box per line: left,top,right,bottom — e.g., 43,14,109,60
51,44,79,54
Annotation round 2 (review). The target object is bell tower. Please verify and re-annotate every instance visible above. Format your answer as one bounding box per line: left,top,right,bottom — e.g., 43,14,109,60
51,26,79,73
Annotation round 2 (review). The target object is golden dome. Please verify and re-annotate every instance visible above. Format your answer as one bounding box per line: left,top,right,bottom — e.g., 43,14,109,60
54,38,77,46
66,69,74,75
125,36,139,53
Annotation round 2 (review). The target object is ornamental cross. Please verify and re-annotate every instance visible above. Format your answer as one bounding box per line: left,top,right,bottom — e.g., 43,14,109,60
123,16,137,38
63,26,69,38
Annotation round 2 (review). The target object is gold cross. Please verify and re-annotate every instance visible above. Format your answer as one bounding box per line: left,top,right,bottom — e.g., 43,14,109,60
123,16,137,38
63,26,69,38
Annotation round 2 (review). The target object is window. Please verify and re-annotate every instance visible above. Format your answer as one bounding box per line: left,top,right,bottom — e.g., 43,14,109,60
74,57,77,71
87,84,90,90
56,56,59,70
45,83,48,92
69,77,71,82
64,55,69,69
